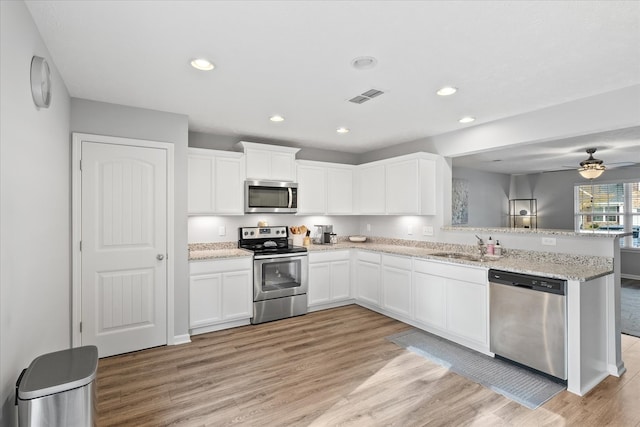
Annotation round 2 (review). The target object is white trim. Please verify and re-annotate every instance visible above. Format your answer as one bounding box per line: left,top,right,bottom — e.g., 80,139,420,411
71,132,175,350
173,334,192,345
622,273,640,281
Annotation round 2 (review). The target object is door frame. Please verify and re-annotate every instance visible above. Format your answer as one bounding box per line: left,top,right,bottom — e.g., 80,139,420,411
71,132,175,349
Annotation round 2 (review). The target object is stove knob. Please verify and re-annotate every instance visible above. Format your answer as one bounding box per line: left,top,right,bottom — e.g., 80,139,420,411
275,230,280,234
244,231,248,236
250,231,254,236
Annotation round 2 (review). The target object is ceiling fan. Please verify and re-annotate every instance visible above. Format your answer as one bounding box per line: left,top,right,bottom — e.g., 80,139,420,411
556,148,637,178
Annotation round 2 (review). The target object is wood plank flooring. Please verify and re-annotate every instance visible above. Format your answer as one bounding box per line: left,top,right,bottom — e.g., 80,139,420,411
97,305,640,426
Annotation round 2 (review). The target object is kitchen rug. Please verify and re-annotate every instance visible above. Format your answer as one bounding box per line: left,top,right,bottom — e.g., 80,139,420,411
621,279,640,338
386,329,565,410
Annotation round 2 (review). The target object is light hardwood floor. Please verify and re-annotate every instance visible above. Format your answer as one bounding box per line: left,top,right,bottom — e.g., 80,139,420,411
97,305,640,426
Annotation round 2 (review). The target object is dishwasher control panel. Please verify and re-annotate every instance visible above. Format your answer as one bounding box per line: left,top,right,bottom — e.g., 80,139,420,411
489,270,566,295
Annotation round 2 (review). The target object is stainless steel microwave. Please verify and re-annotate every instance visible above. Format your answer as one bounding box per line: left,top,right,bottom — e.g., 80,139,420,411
245,180,298,214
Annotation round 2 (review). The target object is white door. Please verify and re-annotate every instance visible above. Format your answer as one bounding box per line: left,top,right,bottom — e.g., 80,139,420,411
81,140,168,357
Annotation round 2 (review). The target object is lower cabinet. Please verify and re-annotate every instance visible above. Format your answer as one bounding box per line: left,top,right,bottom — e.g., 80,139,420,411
413,259,488,351
355,251,381,307
308,250,352,310
189,257,253,335
381,254,412,318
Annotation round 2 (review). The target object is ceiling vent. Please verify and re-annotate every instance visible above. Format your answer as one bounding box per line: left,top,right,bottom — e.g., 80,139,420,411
348,89,384,104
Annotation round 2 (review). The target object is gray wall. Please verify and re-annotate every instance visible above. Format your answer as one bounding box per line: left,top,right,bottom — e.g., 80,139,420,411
0,1,71,424
71,99,190,340
190,131,359,164
452,168,511,227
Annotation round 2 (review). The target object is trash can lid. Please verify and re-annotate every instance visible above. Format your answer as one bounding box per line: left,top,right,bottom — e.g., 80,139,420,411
18,346,98,400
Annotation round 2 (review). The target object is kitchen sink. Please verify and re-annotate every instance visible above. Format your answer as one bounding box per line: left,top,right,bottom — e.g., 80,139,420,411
429,252,483,261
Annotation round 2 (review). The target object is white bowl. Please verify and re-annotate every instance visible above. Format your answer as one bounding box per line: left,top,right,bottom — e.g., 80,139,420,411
349,235,367,242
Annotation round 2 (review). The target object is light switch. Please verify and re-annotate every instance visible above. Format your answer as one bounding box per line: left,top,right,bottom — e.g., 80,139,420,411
407,225,413,235
218,226,226,236
423,226,434,236
366,224,371,232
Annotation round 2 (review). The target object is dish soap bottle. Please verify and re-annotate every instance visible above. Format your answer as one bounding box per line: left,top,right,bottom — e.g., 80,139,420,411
486,236,495,255
494,240,502,256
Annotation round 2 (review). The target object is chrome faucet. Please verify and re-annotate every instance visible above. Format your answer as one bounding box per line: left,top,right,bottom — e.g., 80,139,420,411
475,235,487,260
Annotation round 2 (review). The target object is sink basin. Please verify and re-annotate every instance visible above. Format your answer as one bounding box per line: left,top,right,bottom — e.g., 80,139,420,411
429,252,482,262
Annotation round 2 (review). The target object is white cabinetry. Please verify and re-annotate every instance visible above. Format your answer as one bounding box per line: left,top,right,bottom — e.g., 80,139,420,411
296,161,354,215
385,158,436,215
189,257,253,335
355,251,381,306
381,254,412,319
237,141,299,182
412,259,488,352
297,163,326,214
308,250,352,310
356,153,439,215
188,148,244,215
357,163,386,214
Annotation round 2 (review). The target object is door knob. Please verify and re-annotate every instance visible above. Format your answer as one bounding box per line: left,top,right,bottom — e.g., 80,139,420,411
157,254,165,261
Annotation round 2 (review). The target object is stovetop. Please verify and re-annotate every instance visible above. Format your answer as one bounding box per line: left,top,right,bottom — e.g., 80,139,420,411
238,226,308,255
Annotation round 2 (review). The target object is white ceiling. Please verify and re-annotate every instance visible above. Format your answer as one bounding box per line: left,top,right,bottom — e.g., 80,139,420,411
26,1,640,170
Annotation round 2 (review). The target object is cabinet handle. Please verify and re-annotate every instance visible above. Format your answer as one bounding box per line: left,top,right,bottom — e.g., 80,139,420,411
157,254,165,261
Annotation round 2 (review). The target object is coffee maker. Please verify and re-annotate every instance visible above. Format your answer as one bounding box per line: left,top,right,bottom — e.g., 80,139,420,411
313,225,333,244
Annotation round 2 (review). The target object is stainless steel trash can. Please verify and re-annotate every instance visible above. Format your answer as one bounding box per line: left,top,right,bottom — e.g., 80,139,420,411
16,346,98,427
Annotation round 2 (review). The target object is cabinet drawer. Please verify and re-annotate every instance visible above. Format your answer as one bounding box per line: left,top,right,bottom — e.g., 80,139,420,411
190,258,252,275
382,254,412,270
357,251,381,263
414,259,487,284
309,250,350,263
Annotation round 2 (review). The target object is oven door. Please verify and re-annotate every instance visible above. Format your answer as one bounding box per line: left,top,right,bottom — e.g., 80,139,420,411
254,253,308,301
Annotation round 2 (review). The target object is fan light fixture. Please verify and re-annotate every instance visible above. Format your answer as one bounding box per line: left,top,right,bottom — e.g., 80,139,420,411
578,148,606,179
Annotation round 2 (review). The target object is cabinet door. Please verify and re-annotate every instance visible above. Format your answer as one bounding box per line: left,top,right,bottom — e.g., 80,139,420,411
386,159,418,214
309,262,331,306
188,155,215,213
382,265,412,317
297,164,326,214
271,152,296,181
356,260,381,306
446,278,488,345
189,273,222,327
215,156,244,214
358,164,385,214
331,260,351,300
413,272,446,328
327,167,353,214
245,148,271,180
221,270,252,320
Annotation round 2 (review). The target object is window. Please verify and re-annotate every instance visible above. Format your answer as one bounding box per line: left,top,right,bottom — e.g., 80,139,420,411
575,181,640,248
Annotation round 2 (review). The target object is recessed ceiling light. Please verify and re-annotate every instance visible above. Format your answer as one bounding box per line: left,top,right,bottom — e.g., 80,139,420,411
351,56,377,70
190,58,215,71
269,115,285,122
458,116,475,124
436,86,457,96
336,127,350,134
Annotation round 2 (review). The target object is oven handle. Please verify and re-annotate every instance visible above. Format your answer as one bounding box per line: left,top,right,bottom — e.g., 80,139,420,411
254,253,308,260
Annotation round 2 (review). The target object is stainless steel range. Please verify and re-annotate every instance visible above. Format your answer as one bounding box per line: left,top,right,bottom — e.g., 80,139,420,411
238,226,308,324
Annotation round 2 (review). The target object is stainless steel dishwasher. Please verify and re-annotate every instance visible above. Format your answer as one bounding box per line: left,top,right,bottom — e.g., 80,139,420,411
489,269,567,380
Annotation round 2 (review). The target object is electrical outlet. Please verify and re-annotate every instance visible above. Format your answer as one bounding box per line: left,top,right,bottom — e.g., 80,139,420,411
218,226,226,236
407,225,413,235
423,226,434,236
542,237,556,246
366,224,371,232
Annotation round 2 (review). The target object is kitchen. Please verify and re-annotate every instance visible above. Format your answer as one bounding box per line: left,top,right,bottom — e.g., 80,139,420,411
2,1,640,426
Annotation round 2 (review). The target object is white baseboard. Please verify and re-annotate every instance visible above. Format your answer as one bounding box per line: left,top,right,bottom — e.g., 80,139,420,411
621,273,640,281
172,334,192,345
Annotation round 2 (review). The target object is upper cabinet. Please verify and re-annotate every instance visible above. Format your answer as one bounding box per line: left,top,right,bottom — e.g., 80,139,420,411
237,141,299,182
188,148,244,215
356,153,439,215
296,160,354,215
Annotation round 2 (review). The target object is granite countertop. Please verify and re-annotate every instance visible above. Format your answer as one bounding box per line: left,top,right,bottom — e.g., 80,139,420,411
306,241,613,281
443,226,632,238
189,242,252,261
189,239,613,282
